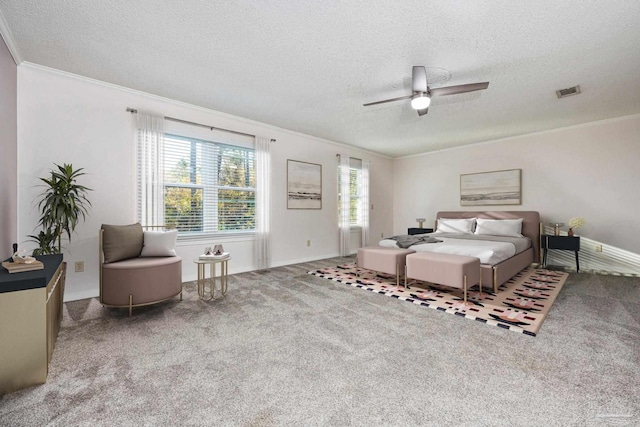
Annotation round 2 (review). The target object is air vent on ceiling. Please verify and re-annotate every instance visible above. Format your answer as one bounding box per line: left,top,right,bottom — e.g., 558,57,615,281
556,85,581,99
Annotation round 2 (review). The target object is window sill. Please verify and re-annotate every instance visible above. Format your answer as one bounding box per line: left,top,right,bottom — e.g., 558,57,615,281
177,231,255,245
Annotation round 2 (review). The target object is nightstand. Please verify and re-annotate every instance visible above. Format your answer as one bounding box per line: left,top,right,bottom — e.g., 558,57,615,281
541,235,580,271
408,227,434,235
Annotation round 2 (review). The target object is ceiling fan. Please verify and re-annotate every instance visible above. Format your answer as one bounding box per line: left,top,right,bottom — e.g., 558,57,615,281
363,66,489,116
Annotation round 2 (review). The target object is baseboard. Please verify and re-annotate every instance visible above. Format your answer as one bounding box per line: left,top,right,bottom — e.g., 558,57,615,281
546,234,640,275
270,253,342,268
63,252,348,302
64,288,98,303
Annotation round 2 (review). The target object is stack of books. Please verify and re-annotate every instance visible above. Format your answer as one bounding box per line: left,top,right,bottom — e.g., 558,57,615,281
2,259,44,273
199,252,230,261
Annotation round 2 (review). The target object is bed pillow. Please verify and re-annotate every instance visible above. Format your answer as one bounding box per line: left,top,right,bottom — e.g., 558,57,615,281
434,218,476,234
140,229,178,257
474,218,523,237
101,223,144,263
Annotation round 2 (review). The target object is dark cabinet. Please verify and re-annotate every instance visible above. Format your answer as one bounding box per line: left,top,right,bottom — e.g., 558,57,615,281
541,235,580,271
408,228,434,235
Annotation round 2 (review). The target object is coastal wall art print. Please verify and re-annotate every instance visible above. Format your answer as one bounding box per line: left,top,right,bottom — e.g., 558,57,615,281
287,160,322,209
460,169,522,206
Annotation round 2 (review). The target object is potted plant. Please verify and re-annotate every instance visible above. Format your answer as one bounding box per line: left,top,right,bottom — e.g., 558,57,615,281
28,230,59,256
30,163,92,255
567,217,585,237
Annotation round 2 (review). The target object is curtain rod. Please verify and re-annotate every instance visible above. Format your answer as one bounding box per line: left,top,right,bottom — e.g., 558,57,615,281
126,108,275,142
336,154,362,161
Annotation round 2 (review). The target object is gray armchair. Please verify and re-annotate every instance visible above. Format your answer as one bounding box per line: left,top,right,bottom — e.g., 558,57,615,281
99,223,182,315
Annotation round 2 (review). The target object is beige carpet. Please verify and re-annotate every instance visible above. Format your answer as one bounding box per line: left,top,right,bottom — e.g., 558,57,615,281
0,256,638,426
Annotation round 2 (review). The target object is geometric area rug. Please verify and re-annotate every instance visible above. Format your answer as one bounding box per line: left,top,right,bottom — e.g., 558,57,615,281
308,264,568,337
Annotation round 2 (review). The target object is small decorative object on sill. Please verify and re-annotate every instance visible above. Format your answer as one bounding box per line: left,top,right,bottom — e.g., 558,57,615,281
416,218,426,228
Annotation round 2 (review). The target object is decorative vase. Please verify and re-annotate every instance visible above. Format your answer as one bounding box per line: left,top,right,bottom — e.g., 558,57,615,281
568,228,574,237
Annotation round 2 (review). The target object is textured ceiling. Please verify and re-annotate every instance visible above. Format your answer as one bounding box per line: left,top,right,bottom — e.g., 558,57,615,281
1,1,639,157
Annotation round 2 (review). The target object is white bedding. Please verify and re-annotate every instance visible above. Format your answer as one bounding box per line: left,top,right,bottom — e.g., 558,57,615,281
379,233,531,265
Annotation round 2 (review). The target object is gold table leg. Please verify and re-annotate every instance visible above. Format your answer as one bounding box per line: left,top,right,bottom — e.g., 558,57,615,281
197,263,214,301
221,260,228,295
196,260,228,300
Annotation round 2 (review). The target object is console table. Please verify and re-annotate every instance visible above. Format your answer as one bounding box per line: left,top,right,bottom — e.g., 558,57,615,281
541,235,580,271
0,254,66,395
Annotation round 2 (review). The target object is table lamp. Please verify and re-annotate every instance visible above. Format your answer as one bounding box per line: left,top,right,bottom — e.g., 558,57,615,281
549,222,564,236
416,218,426,228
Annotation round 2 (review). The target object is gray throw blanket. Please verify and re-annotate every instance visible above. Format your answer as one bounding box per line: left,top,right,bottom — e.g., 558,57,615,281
387,235,442,249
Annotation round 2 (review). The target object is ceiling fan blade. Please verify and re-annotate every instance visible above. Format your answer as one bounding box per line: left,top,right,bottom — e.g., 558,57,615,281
412,66,427,92
363,95,412,107
430,82,489,97
417,108,429,117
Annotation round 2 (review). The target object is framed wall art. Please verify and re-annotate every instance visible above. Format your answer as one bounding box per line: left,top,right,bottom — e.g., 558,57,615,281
287,159,322,209
460,169,522,206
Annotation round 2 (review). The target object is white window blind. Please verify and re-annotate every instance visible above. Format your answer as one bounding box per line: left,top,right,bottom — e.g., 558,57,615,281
338,159,363,227
161,134,255,237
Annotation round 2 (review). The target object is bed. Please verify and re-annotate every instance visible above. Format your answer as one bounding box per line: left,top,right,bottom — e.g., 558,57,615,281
380,211,541,292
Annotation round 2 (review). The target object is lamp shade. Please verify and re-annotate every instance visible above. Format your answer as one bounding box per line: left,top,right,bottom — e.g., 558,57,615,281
410,93,431,110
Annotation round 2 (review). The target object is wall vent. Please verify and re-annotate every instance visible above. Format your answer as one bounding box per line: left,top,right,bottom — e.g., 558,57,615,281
556,85,581,98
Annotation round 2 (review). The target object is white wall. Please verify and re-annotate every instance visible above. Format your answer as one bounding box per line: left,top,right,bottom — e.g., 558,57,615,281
0,36,17,260
392,114,640,255
17,64,394,301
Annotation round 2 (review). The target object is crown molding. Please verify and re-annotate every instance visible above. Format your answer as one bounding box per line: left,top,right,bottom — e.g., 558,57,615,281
20,62,392,160
0,9,22,64
398,112,640,160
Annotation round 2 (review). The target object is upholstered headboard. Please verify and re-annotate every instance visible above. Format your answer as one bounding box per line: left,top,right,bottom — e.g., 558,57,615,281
435,211,541,263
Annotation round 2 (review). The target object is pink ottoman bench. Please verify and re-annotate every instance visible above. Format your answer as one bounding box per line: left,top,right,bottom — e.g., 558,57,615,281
357,247,416,287
406,252,482,303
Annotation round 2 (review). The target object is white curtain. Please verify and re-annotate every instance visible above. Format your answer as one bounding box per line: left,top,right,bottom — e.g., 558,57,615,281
255,137,271,269
338,153,351,256
360,159,370,248
136,112,164,226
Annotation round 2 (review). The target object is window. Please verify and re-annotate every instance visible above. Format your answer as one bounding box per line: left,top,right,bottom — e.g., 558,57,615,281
162,134,255,236
338,166,363,227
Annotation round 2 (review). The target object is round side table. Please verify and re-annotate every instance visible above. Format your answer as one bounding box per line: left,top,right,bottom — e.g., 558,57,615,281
193,257,230,300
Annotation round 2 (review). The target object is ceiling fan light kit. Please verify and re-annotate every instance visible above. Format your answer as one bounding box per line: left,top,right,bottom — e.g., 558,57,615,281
364,66,489,117
410,93,431,110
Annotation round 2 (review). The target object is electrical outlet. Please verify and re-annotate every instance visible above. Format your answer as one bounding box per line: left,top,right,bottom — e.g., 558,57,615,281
594,245,602,252
306,240,311,247
75,261,84,272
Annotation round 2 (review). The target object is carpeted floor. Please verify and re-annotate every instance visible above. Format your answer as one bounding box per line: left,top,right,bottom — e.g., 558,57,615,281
308,264,568,336
0,256,639,426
